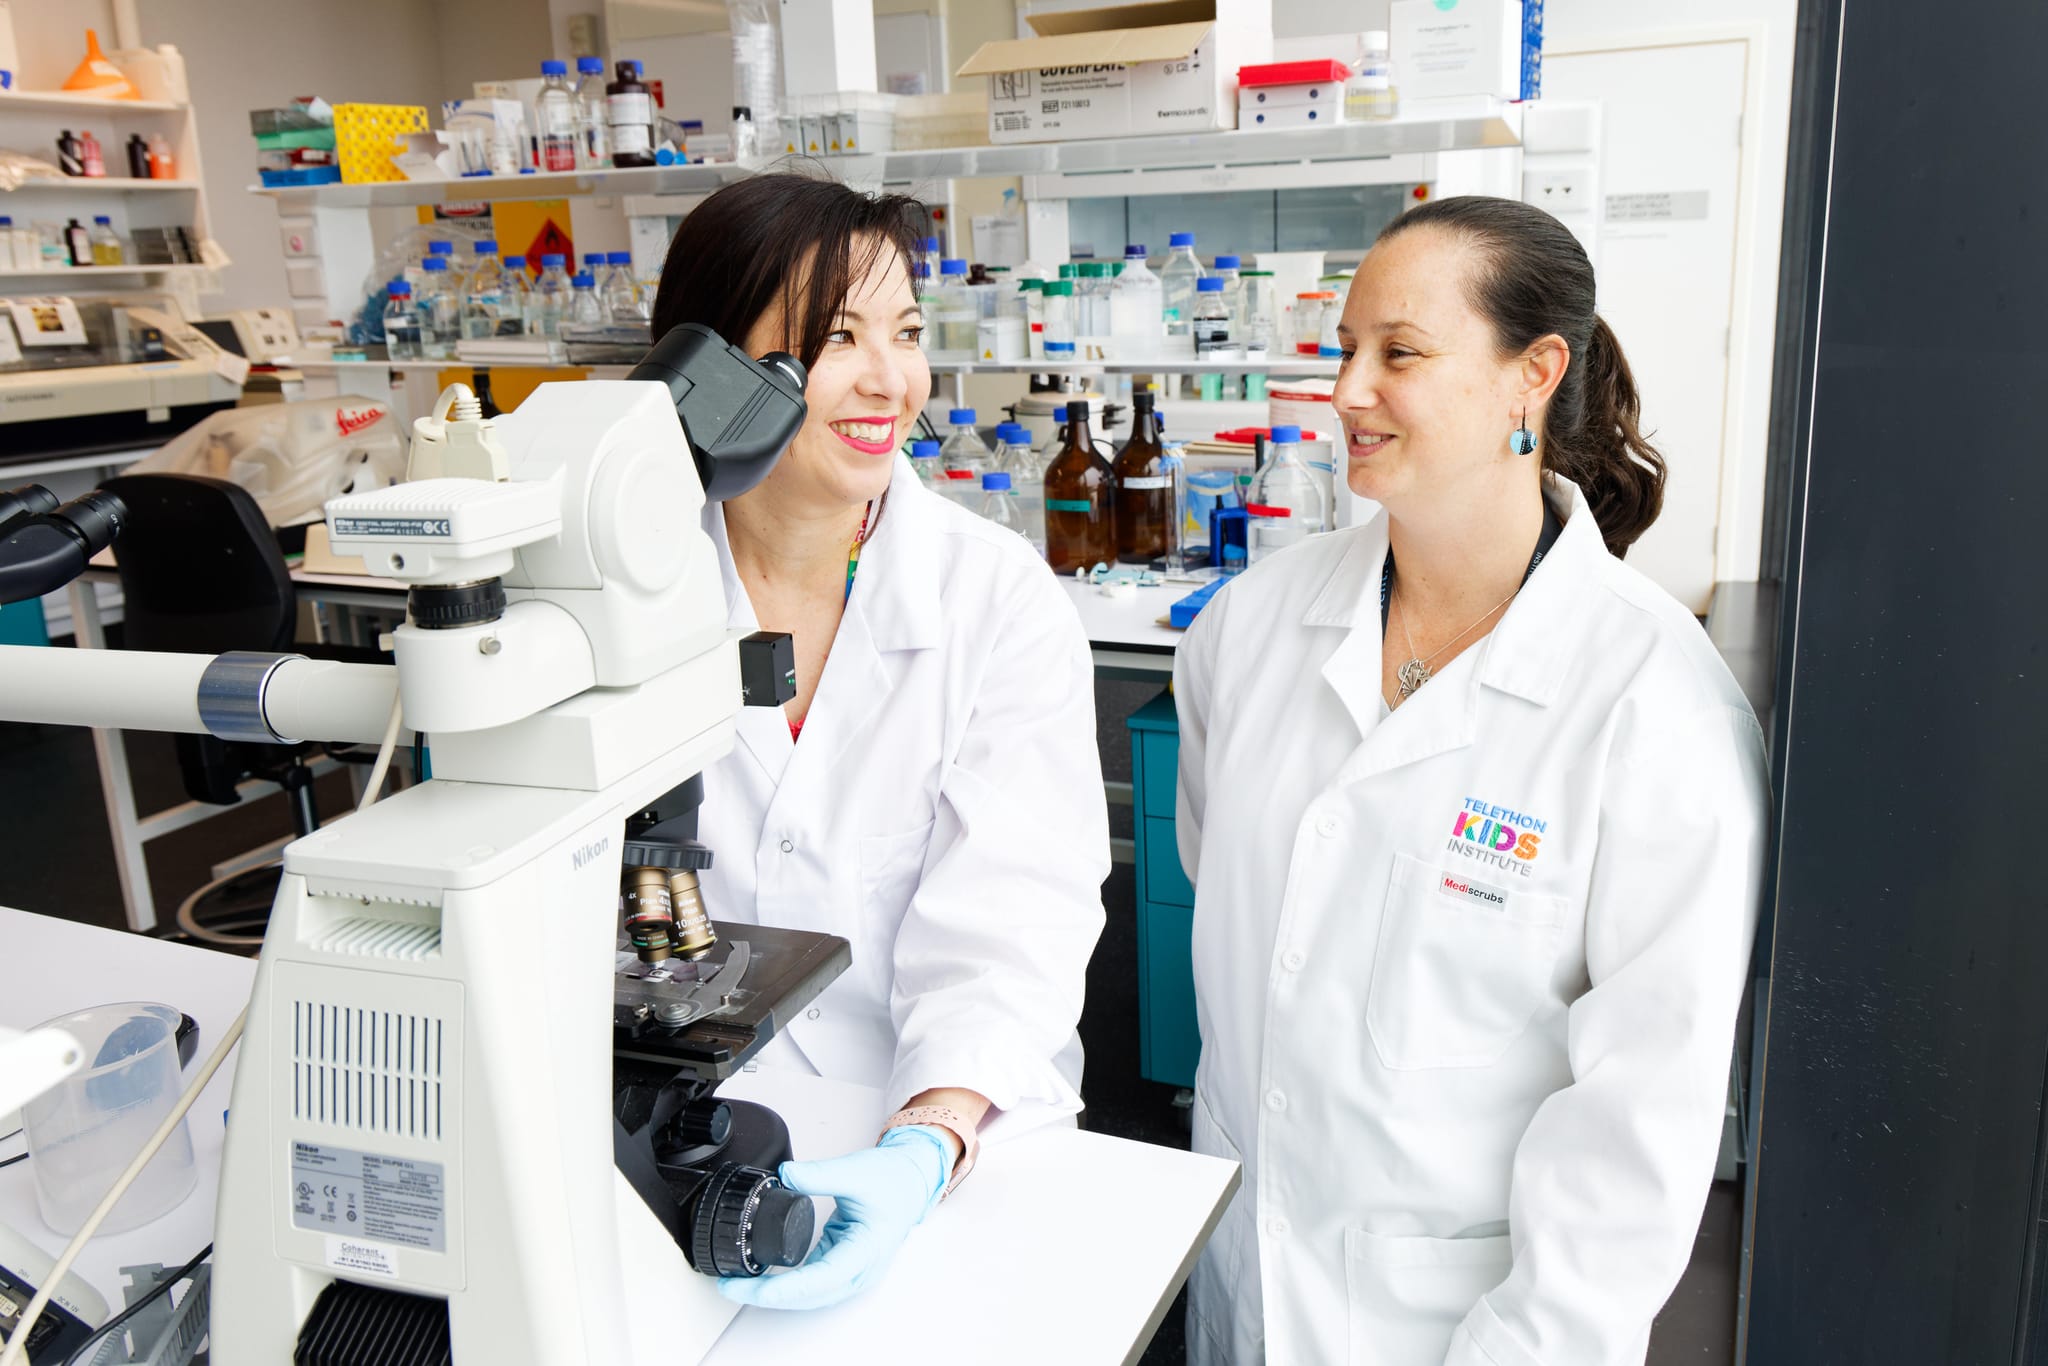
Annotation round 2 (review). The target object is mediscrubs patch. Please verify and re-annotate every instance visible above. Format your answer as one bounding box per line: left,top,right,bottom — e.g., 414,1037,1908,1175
1437,872,1512,911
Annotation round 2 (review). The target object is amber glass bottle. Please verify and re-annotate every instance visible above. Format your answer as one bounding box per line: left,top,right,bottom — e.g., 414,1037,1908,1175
1112,389,1171,564
1042,399,1116,574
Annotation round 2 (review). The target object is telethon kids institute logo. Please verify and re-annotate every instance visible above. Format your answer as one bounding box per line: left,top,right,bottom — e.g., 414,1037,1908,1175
1446,797,1545,878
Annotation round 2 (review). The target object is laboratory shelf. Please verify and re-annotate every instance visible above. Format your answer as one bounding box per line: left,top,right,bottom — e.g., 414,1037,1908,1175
293,356,631,376
0,263,210,280
0,90,188,114
246,104,1521,208
1,179,202,194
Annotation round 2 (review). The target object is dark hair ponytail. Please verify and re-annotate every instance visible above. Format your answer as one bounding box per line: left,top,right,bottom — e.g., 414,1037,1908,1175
1374,197,1666,557
650,169,925,371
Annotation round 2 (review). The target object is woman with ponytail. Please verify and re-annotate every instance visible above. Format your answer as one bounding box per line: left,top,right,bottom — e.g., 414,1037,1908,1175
1172,196,1769,1365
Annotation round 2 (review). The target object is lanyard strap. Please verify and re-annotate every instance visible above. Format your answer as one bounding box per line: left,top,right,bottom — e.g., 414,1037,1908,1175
1380,503,1564,631
844,499,875,605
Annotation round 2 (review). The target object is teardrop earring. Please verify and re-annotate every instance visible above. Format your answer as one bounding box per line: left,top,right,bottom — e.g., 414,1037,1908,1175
1510,408,1537,456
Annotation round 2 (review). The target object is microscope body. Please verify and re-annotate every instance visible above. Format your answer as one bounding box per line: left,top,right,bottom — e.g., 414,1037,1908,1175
210,365,813,1364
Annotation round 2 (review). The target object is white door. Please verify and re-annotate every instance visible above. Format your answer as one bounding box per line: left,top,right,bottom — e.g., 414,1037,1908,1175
1544,41,1748,613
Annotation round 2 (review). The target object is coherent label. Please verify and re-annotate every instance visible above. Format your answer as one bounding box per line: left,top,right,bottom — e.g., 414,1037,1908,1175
291,1141,447,1252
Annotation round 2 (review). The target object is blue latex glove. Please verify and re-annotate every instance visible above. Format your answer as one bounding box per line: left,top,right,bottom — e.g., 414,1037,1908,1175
717,1125,953,1310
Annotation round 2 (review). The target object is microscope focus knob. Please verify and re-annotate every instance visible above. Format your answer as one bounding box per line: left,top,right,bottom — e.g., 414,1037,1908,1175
666,1098,733,1150
691,1163,814,1278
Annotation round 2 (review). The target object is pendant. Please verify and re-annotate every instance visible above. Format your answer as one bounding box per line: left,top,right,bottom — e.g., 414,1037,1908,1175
1397,658,1432,699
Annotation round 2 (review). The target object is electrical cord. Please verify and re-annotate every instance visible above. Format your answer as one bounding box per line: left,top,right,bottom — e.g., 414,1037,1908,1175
1,675,409,1365
357,694,405,810
57,1240,211,1366
0,1153,23,1170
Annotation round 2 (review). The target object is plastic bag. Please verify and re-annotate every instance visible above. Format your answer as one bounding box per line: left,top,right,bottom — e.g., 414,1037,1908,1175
126,398,406,528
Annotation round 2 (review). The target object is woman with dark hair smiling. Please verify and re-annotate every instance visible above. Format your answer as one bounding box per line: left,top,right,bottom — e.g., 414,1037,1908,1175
651,172,1108,1310
1174,196,1770,1364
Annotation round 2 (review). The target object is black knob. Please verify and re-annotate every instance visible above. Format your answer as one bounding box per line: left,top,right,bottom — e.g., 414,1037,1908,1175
665,1099,732,1150
409,578,507,629
690,1163,813,1278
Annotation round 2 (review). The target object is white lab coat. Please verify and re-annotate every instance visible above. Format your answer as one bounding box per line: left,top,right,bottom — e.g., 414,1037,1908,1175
695,457,1109,1134
1174,477,1769,1366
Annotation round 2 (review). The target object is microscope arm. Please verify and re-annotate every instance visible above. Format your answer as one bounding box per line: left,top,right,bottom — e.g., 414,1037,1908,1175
0,645,399,745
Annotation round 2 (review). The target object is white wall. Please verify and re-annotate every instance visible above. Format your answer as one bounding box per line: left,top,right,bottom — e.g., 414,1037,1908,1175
1541,0,1794,584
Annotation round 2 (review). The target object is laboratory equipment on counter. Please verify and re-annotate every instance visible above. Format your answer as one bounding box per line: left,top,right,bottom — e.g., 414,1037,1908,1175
1294,290,1338,355
1246,423,1329,563
0,326,857,1366
1113,390,1173,565
1346,30,1399,121
1043,398,1116,575
575,56,611,168
416,257,457,359
1240,271,1279,354
462,241,506,340
23,1002,196,1237
939,407,992,506
569,271,606,326
993,421,1045,547
602,252,643,322
1192,278,1233,358
1160,233,1206,357
1077,262,1114,360
500,255,532,333
1021,278,1047,359
908,436,945,486
1111,245,1164,359
538,59,579,171
0,485,127,608
531,253,571,337
0,300,243,466
1041,279,1077,359
929,259,976,361
608,60,657,167
732,105,759,161
979,471,1026,541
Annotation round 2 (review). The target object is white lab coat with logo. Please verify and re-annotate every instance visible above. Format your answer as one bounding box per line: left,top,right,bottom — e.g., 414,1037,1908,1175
694,458,1108,1133
1175,477,1769,1366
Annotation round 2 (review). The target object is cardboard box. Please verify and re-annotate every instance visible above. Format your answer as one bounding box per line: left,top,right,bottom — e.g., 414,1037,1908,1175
957,0,1272,145
1390,0,1532,103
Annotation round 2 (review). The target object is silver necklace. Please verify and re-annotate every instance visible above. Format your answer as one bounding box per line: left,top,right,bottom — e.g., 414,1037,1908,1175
1392,578,1523,700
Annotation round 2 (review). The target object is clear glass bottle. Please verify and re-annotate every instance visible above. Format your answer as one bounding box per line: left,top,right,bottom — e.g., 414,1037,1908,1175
575,56,612,168
930,259,977,361
1040,279,1077,359
531,252,572,337
1020,279,1047,359
500,255,531,334
979,472,1027,539
1110,245,1164,360
568,271,605,327
1193,277,1233,357
940,408,992,503
1346,30,1399,123
1240,270,1278,355
1076,261,1115,360
1113,389,1173,565
919,235,941,285
607,60,656,168
1211,253,1244,333
602,251,642,322
537,59,579,172
1159,232,1206,355
383,280,421,360
1295,290,1337,355
1246,424,1330,564
908,438,946,488
463,239,504,339
1042,399,1117,575
416,257,459,358
994,422,1045,551
88,215,123,266
1041,404,1071,465
731,106,758,162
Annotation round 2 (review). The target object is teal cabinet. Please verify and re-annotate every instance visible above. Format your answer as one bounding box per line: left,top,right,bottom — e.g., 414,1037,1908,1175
1128,689,1199,1089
